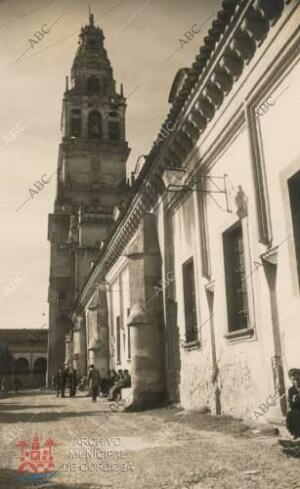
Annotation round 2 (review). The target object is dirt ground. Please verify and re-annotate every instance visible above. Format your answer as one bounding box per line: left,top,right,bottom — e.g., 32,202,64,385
0,390,299,489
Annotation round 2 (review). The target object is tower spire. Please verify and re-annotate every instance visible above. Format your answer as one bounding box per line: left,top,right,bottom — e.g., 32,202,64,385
89,3,94,27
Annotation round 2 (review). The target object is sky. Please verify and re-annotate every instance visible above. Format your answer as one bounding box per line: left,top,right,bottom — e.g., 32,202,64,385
0,0,220,329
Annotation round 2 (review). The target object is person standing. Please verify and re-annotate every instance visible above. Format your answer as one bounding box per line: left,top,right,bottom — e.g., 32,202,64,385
1,377,8,395
54,369,63,397
286,368,300,440
69,368,77,397
61,364,69,398
87,365,100,402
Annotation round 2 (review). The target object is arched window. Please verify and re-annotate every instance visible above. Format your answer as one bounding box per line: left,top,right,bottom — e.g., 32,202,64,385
108,121,120,141
33,357,47,375
14,358,29,375
70,108,81,137
88,111,102,139
87,76,100,96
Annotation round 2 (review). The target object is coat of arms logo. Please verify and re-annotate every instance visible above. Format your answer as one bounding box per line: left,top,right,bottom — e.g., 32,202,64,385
17,433,56,475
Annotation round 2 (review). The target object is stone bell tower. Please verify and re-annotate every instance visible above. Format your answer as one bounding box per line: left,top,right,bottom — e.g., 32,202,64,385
47,12,130,383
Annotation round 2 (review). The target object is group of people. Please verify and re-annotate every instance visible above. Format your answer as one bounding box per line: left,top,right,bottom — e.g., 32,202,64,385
53,364,131,403
90,366,131,402
53,364,77,398
87,366,131,402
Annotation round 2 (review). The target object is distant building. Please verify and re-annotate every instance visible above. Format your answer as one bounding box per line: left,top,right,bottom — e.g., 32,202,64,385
49,1,300,422
0,329,48,388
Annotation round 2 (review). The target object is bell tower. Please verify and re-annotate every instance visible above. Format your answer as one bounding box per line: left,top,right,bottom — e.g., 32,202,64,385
47,12,130,383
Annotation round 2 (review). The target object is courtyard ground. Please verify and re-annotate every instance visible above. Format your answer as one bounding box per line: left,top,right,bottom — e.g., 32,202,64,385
0,390,299,489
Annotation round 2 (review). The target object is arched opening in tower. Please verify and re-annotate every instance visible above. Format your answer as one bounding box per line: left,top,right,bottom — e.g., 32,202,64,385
87,75,100,96
70,108,82,138
88,110,102,139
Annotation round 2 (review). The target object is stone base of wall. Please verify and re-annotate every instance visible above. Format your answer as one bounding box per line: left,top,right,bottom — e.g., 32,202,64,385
180,362,214,412
178,359,285,424
166,368,181,403
126,390,166,411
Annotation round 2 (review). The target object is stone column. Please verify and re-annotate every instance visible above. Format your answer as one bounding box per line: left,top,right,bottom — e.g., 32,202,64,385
262,248,287,416
97,288,109,379
86,289,109,378
72,314,87,375
88,340,105,375
163,202,180,403
29,350,34,388
126,213,166,409
65,333,72,365
86,306,96,368
88,348,95,366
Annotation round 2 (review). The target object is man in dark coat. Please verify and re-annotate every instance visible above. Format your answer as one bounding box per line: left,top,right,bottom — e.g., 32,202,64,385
61,365,70,398
87,365,100,402
69,368,77,397
54,368,63,397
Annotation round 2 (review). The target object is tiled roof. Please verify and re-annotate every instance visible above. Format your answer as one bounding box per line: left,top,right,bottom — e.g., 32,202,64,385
0,329,48,336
